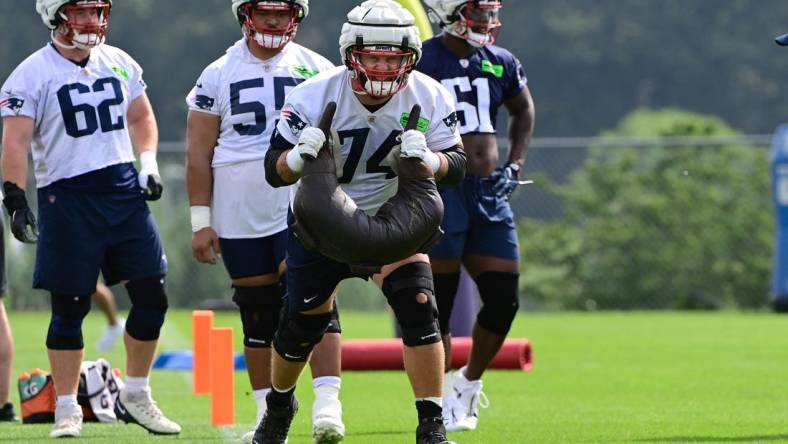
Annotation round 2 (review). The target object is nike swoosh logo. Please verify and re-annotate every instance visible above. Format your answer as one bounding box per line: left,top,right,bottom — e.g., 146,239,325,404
303,295,318,304
420,333,438,340
284,353,302,359
248,338,270,345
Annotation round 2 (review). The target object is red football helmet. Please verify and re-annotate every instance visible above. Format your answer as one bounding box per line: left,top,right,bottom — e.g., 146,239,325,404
347,45,417,98
236,0,306,49
425,0,502,47
39,0,112,50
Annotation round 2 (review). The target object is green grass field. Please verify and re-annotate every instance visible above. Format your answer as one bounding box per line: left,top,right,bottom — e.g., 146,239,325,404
2,310,788,443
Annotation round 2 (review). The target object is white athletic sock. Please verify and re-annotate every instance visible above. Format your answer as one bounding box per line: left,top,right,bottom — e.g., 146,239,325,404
312,376,341,391
56,394,78,408
124,376,150,393
272,384,295,393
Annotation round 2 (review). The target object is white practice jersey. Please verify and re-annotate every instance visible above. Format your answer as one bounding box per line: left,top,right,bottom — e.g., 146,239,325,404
186,39,334,167
276,67,462,213
1,44,146,188
186,39,334,238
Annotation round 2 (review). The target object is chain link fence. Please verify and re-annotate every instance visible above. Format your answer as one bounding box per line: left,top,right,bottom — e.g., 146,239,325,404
4,134,776,311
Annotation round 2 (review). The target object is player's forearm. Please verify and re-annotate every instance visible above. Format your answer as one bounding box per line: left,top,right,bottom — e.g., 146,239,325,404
1,141,29,189
186,153,213,206
508,108,533,166
1,117,33,189
129,115,159,156
264,148,300,187
127,94,159,155
435,144,466,187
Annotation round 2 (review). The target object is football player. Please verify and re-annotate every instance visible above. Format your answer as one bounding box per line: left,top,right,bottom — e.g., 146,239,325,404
419,0,535,432
1,0,180,438
0,215,15,422
185,1,345,442
256,1,466,443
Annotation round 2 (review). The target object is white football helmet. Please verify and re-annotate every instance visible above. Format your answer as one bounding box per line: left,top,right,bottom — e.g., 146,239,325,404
231,0,308,49
36,0,112,50
339,0,421,98
423,0,501,47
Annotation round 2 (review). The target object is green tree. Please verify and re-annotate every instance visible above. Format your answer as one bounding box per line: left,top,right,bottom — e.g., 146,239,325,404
521,109,773,309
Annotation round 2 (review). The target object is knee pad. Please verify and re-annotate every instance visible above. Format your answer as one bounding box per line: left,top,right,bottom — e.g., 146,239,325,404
47,293,92,350
382,262,441,347
433,272,460,335
475,272,520,335
326,301,342,334
273,310,331,362
234,284,283,348
126,276,168,341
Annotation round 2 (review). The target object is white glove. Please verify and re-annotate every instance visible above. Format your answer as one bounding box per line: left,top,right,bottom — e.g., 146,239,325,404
399,130,440,172
286,126,326,172
138,150,160,189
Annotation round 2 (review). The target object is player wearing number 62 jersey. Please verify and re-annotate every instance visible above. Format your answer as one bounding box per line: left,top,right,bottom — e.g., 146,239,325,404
1,0,178,439
185,1,345,443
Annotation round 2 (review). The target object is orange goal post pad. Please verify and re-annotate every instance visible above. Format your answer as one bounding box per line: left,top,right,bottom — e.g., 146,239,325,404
341,337,533,372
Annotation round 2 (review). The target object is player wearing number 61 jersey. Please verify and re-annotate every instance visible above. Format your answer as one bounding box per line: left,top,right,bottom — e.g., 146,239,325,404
1,0,178,439
185,2,345,443
418,0,536,434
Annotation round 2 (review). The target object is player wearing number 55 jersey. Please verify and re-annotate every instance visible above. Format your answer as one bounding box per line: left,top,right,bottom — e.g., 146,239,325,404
185,1,345,443
1,0,179,439
419,0,536,433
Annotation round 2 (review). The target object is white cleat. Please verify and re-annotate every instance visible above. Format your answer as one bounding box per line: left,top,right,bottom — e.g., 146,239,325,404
49,403,83,438
96,318,126,352
114,388,181,435
443,367,489,432
312,386,345,443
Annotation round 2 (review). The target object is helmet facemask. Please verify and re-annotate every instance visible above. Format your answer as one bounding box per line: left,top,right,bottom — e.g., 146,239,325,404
240,1,303,49
348,45,416,99
447,1,501,47
54,0,111,50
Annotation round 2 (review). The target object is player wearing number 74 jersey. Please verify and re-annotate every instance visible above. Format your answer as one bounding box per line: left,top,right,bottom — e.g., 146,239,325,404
1,0,178,439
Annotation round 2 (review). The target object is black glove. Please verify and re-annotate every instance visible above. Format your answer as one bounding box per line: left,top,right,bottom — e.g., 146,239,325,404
2,181,38,243
490,162,523,200
143,174,163,201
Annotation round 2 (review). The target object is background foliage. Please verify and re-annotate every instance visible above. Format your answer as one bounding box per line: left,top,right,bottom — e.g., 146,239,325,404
1,1,788,140
521,109,773,310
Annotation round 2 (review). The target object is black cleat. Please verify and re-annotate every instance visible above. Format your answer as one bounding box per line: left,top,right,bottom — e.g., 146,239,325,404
0,402,18,422
417,418,456,444
252,395,299,444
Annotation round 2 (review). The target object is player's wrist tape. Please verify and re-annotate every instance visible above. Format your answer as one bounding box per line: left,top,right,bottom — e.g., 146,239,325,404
425,150,441,173
190,206,211,233
139,150,159,174
285,148,305,173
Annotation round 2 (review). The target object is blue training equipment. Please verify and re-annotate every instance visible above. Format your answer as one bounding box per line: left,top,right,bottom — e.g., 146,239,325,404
153,350,247,371
772,125,788,311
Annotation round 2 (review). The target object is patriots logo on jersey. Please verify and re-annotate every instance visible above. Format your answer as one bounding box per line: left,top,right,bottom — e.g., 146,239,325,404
194,95,215,110
282,108,307,136
442,112,459,133
0,96,25,114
